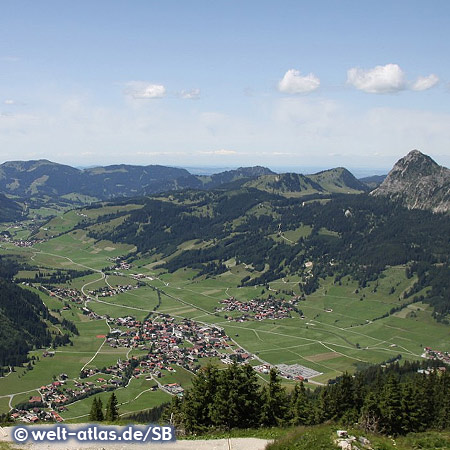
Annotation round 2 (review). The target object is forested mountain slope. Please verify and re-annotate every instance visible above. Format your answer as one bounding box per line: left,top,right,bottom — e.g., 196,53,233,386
83,187,450,320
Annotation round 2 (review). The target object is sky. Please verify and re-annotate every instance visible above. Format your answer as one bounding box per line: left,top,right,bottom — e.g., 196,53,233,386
1,0,450,173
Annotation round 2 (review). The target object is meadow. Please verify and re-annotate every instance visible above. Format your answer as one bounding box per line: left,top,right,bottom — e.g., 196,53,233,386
1,209,450,420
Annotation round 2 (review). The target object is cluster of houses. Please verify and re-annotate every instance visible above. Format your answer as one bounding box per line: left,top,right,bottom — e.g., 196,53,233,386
105,315,233,374
10,409,63,424
422,347,450,365
0,234,45,248
87,283,139,297
9,373,119,423
216,296,304,321
42,286,86,304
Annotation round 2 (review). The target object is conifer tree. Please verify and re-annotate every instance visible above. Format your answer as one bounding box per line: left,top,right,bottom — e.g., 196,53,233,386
291,382,311,426
401,382,423,434
379,375,402,435
210,363,262,429
105,392,119,422
181,364,219,433
89,397,104,421
260,368,288,427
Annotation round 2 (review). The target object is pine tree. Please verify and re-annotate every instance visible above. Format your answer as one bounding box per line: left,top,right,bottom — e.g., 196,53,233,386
401,381,423,434
105,392,119,422
379,375,403,435
260,368,288,427
89,397,104,421
291,382,311,426
210,363,262,429
181,364,219,433
437,371,450,430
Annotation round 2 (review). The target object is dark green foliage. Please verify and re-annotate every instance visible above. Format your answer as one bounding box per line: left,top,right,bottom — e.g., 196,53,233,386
260,369,289,427
16,269,94,284
168,360,450,437
0,193,23,222
88,190,450,319
0,279,52,367
89,397,104,421
105,392,119,421
124,402,169,423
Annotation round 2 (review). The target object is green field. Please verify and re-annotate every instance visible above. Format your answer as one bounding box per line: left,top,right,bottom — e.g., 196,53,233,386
1,210,450,419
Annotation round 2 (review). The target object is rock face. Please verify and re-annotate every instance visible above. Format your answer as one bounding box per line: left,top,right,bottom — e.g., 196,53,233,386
371,150,450,213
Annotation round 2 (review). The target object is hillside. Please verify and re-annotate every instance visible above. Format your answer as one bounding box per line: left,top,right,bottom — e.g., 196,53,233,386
243,168,368,197
0,159,200,200
83,186,450,319
243,173,324,196
198,166,275,189
308,167,369,193
359,174,386,189
371,150,450,213
0,194,23,222
0,257,52,370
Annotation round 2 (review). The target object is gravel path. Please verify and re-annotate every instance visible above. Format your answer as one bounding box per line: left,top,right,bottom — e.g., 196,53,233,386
0,426,271,450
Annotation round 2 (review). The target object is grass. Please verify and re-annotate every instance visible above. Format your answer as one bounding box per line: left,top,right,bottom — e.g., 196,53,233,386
3,217,450,419
266,424,450,450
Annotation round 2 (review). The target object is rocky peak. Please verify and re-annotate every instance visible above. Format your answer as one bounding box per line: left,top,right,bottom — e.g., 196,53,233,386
371,150,450,213
391,150,441,178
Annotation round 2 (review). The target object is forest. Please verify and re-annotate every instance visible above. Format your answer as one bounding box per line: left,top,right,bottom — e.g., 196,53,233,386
0,256,78,374
87,189,450,319
165,360,450,437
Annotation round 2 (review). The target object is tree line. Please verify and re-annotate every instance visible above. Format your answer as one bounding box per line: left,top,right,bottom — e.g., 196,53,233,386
164,360,450,436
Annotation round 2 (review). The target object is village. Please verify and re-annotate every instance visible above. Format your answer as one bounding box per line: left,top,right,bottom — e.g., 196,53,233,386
422,347,450,365
215,295,304,321
87,283,139,297
0,232,46,248
106,315,234,372
8,313,248,423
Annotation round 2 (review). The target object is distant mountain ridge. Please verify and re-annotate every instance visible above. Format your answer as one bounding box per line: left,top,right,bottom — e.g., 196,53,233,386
243,167,369,197
371,150,450,213
0,159,369,203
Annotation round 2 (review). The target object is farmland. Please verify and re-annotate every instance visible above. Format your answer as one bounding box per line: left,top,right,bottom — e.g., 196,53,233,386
1,202,449,423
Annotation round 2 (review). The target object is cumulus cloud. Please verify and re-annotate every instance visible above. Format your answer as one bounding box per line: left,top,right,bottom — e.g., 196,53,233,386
278,69,320,94
125,81,166,99
411,74,439,91
180,88,200,99
4,99,15,105
347,64,406,94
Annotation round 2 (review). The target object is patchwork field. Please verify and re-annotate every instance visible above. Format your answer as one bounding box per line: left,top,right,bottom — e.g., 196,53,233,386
1,212,449,421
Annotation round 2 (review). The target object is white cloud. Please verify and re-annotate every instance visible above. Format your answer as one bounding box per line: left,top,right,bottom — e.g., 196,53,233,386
4,99,15,105
180,88,200,99
278,69,320,94
125,81,166,99
198,149,237,155
347,64,406,94
411,74,439,91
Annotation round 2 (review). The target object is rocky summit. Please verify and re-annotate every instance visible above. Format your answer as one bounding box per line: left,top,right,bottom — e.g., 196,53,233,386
371,150,450,213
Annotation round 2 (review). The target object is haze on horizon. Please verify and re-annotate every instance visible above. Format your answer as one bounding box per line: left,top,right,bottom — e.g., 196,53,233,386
1,0,450,170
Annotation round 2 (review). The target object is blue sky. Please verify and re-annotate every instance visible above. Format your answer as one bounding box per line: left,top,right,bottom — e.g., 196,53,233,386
1,0,449,172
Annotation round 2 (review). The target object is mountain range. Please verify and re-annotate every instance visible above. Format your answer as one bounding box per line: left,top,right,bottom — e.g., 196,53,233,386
0,149,448,214
0,159,367,202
